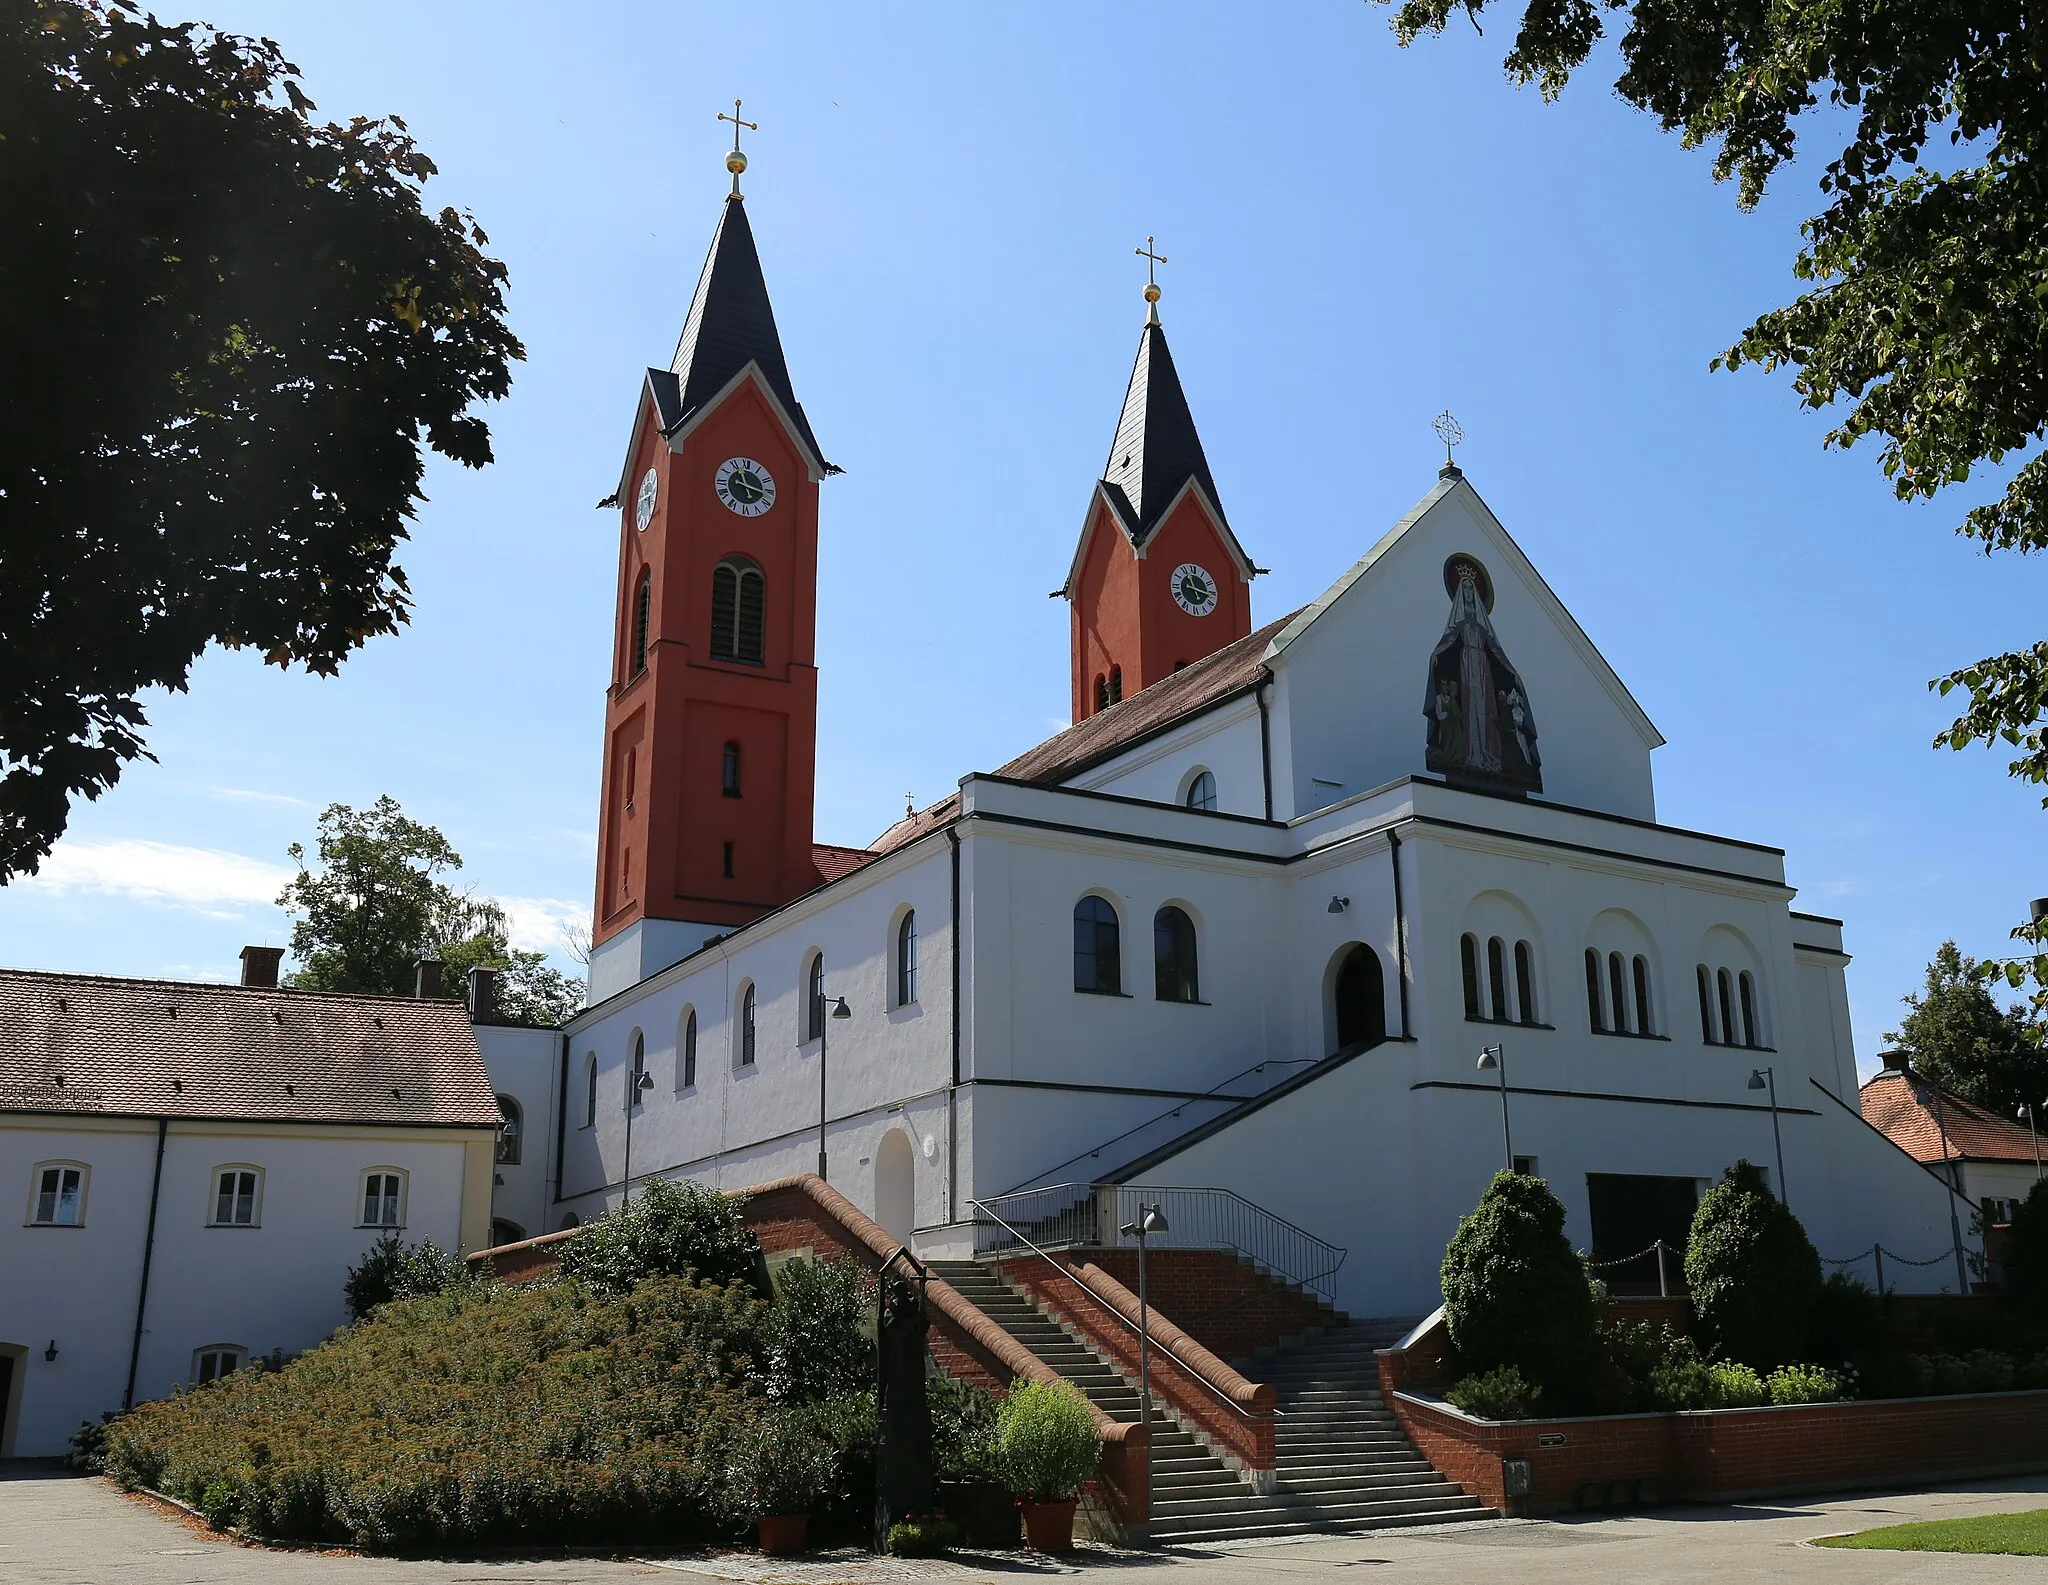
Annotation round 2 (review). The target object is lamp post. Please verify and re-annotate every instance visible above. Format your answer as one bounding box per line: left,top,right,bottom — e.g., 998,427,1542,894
1476,1045,1512,1174
621,1067,654,1206
1118,1201,1169,1506
1913,1080,1971,1294
819,993,851,1180
1746,1067,1788,1211
2021,1102,2043,1182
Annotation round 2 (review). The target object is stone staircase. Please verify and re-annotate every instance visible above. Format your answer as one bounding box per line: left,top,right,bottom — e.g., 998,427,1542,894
929,1261,1489,1544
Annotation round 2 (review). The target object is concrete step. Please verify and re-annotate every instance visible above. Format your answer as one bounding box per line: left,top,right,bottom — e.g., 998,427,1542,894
1149,1501,1489,1544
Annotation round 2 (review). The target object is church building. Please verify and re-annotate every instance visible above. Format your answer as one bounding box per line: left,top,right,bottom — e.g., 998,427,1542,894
535,136,1968,1320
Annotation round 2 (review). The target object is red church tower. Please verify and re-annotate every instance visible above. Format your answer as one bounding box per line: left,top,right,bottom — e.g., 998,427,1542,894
1060,256,1257,721
588,127,834,999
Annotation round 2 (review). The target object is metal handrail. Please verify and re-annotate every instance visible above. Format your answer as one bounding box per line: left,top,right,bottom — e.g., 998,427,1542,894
968,1197,1275,1427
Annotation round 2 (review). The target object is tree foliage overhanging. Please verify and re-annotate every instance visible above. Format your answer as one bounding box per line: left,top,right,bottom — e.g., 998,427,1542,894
1886,940,2048,1118
0,0,522,882
1377,0,2048,997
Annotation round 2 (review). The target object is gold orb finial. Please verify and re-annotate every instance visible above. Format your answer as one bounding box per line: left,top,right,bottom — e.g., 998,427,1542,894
1143,281,1161,304
717,99,758,196
1136,236,1167,323
726,148,748,177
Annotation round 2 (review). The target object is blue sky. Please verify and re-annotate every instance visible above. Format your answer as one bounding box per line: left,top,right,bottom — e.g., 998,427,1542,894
9,1,2044,1072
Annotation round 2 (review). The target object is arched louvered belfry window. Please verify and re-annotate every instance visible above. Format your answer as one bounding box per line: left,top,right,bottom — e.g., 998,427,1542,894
1106,666,1123,705
630,571,652,677
1073,895,1122,994
1461,934,1482,1020
1153,906,1199,1003
1093,675,1109,713
710,557,765,663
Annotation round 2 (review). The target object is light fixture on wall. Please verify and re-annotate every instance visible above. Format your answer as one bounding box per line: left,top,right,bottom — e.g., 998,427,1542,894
1327,896,1349,914
43,1339,58,1363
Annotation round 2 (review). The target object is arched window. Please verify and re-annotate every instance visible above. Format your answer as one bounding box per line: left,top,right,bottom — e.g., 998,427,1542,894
1633,956,1654,1036
721,741,741,797
1717,968,1736,1048
1513,940,1536,1024
679,1008,697,1089
1333,944,1386,1049
1073,896,1122,994
628,1030,646,1106
496,1095,522,1165
1461,934,1482,1020
208,1166,263,1227
1486,937,1508,1022
1738,971,1759,1047
1184,771,1217,812
1153,906,1200,1002
1608,951,1630,1035
630,570,652,676
491,1218,526,1247
1107,666,1123,705
358,1167,407,1229
584,1054,598,1125
897,911,919,1006
29,1161,88,1226
192,1345,247,1385
806,954,826,1042
1586,949,1606,1032
1094,674,1109,713
739,984,757,1066
710,557,765,663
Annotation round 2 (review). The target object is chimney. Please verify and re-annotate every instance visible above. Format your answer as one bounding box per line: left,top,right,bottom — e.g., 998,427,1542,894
239,946,284,990
414,958,445,1000
2031,897,2048,925
1881,1050,1912,1073
467,965,499,1025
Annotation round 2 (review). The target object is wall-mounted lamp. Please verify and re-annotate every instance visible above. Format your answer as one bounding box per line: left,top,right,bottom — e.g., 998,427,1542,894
1327,896,1350,914
830,997,852,1021
44,1338,58,1363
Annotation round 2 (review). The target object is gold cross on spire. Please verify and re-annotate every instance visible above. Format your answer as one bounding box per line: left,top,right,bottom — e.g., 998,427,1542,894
718,99,758,196
1135,236,1168,322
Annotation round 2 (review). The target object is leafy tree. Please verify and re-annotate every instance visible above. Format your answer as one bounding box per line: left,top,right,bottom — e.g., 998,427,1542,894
1440,1170,1598,1409
2005,1177,2048,1318
0,0,521,883
1375,0,2048,995
1886,941,2048,1118
1685,1160,1823,1371
276,796,582,1024
764,1256,876,1404
556,1177,764,1297
343,1233,468,1322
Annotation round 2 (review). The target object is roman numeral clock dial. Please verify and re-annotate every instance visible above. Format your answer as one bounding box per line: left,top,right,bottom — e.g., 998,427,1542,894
714,456,777,518
1171,563,1218,616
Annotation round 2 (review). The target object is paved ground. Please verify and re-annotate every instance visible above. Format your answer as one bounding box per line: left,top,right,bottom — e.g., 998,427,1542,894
3,1464,2046,1585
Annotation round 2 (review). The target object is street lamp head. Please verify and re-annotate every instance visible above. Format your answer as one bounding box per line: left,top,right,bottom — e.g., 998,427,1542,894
1476,1047,1499,1072
1748,1069,1768,1091
830,997,852,1020
1140,1204,1169,1236
636,1071,654,1092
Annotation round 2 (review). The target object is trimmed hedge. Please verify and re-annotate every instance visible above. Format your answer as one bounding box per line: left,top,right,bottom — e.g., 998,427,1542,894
1441,1172,1598,1410
1686,1160,1822,1371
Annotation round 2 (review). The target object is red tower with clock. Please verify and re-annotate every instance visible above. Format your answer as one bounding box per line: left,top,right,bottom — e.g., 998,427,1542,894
589,144,835,990
1060,269,1257,722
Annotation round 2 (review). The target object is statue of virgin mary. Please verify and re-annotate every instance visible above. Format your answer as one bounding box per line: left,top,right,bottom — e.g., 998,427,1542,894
1423,556,1542,792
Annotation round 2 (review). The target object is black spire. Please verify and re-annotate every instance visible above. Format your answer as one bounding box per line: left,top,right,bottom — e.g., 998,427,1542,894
662,194,825,468
1099,319,1227,546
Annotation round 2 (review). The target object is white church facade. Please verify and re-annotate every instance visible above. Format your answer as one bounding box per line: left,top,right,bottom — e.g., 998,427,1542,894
510,150,1965,1321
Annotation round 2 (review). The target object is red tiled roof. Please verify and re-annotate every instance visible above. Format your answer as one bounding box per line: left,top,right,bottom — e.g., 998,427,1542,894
0,968,501,1128
1860,1068,2041,1165
812,843,879,883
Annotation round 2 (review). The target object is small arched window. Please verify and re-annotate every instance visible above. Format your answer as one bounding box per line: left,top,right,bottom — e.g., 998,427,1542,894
721,741,742,797
496,1095,522,1165
1094,674,1109,713
1185,771,1217,812
1633,956,1654,1036
710,557,765,663
1696,966,1716,1043
585,1054,598,1126
1514,940,1536,1024
1153,906,1200,1003
1107,666,1123,705
1486,936,1508,1022
358,1167,407,1229
1609,951,1631,1035
1073,896,1122,994
1717,969,1736,1048
628,1030,646,1107
630,570,652,677
806,954,826,1042
740,984,757,1066
1739,971,1759,1047
1586,949,1606,1032
1461,934,1482,1020
897,911,919,1006
680,1007,698,1089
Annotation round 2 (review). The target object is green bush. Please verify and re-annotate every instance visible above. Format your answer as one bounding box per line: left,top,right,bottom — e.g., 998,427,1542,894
1963,1348,2017,1392
1808,1272,1885,1363
887,1514,963,1555
1685,1161,1823,1371
728,1408,844,1519
1766,1363,1844,1404
2020,1350,2048,1389
1440,1172,1598,1410
557,1178,762,1296
1706,1361,1768,1408
930,1372,1001,1483
100,1274,770,1548
2006,1179,2048,1318
1446,1365,1535,1420
1855,1347,1934,1400
1928,1353,1971,1394
990,1381,1100,1503
343,1233,468,1322
766,1257,875,1403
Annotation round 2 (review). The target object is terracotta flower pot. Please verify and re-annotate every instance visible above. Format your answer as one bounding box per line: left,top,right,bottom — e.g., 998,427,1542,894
1020,1498,1077,1552
758,1513,807,1555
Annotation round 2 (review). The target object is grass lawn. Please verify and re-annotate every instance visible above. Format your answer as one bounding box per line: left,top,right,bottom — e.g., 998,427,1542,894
1815,1509,2048,1556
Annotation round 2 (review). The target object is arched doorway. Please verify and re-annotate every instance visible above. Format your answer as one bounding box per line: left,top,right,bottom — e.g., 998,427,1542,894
876,1130,915,1244
0,1341,26,1457
1332,944,1387,1050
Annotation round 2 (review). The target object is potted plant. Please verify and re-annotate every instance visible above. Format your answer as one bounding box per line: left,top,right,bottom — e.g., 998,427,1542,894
990,1381,1102,1552
733,1411,840,1555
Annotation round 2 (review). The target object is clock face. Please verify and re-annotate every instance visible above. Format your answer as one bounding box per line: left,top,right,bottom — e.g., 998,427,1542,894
714,456,777,518
1171,563,1219,617
634,467,658,532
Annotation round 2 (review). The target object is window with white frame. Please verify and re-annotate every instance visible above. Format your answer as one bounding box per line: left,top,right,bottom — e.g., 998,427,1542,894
210,1167,262,1227
192,1345,247,1385
359,1168,406,1229
679,1006,698,1090
496,1095,522,1165
28,1161,87,1226
896,910,919,1007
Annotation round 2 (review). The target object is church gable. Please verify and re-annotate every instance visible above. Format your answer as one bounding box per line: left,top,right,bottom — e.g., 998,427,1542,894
1269,474,1661,822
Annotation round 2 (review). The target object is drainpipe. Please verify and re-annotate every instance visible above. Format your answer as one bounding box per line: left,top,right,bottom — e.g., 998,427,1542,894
1256,676,1274,822
123,1118,169,1410
947,824,962,1224
552,1029,569,1208
1388,828,1412,1038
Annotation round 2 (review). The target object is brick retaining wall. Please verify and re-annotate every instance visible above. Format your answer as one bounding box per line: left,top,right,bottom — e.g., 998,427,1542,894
1082,1248,1333,1363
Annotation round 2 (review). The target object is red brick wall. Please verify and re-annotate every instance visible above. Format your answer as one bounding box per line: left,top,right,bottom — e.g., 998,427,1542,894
1084,1248,1332,1363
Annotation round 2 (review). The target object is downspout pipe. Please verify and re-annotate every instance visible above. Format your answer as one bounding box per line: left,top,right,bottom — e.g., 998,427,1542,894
1389,828,1412,1039
947,823,963,1224
1256,675,1274,822
123,1118,169,1410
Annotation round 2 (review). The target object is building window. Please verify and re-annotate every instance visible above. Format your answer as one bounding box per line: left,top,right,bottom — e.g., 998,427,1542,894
1073,895,1122,994
584,1053,598,1126
491,1218,526,1246
628,1030,646,1105
1609,951,1631,1035
680,1007,698,1089
897,911,919,1006
1717,968,1737,1049
1486,936,1508,1022
1586,949,1606,1033
1697,966,1716,1044
1107,666,1123,704
1184,771,1217,812
710,557,765,663
630,570,652,677
1093,674,1109,714
210,1167,261,1228
496,1095,522,1165
1512,1155,1541,1178
1738,971,1759,1048
806,954,826,1042
192,1346,247,1385
740,984,757,1066
721,741,742,797
29,1161,86,1227
1153,906,1200,1003
1633,956,1655,1036
1513,940,1536,1024
359,1169,406,1229
722,840,735,879
1462,934,1483,1020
